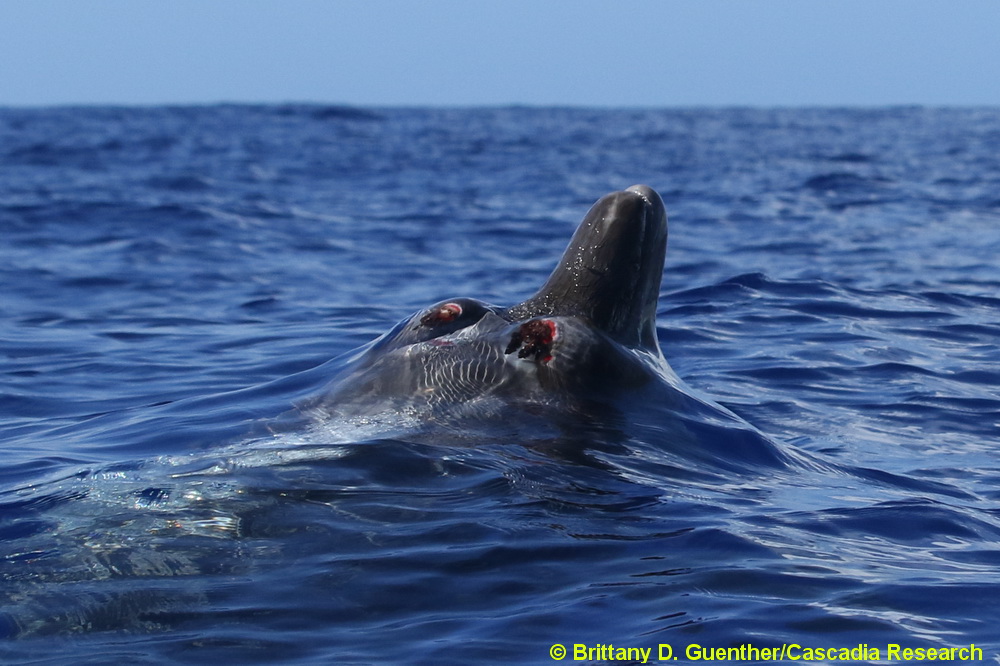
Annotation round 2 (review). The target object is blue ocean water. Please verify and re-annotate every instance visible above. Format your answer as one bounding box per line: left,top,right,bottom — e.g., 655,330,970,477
1,106,999,664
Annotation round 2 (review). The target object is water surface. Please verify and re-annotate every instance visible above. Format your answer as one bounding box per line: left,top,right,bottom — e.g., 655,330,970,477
2,106,999,663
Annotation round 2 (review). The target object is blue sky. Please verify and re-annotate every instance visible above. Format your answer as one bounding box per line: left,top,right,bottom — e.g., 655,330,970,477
2,1,998,107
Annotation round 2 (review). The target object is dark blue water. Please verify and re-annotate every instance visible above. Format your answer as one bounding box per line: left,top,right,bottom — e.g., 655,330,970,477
2,106,999,664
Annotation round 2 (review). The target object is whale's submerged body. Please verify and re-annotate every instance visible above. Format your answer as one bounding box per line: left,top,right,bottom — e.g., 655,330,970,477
0,186,787,641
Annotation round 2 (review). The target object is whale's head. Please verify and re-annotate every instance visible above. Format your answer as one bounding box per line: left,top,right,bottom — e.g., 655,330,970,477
317,186,669,420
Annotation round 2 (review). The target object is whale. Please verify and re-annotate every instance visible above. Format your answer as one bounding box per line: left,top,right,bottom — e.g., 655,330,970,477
311,185,674,429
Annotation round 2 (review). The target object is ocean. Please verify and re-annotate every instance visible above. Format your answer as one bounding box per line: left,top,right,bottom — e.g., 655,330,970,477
2,105,999,664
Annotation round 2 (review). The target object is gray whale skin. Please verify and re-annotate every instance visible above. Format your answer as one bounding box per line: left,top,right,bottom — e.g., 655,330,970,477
312,185,679,426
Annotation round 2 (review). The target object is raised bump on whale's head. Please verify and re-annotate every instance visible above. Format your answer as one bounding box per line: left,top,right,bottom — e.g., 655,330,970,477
504,185,667,352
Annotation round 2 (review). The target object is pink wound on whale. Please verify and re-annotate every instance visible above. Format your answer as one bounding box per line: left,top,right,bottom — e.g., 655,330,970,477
505,318,557,363
420,302,463,326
